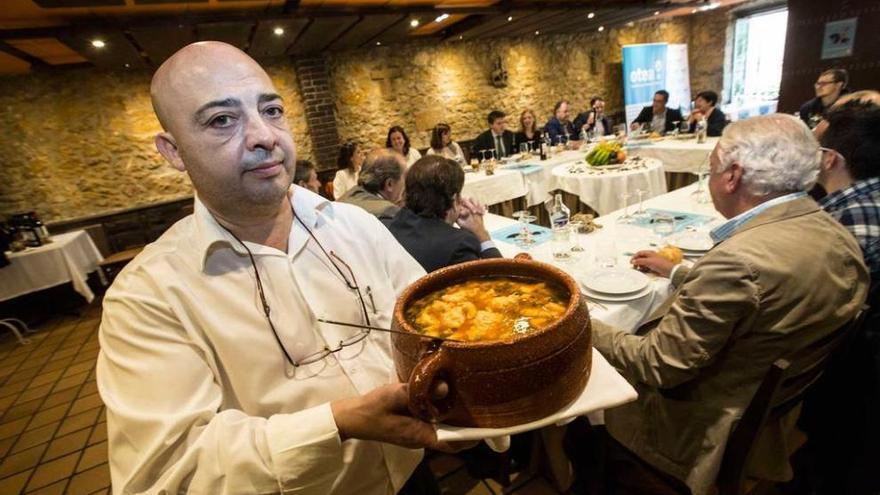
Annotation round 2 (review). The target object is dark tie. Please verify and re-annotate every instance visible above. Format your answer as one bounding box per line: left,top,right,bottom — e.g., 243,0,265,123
495,135,504,158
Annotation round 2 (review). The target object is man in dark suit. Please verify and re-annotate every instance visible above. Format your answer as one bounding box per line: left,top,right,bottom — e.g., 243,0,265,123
573,96,613,137
385,155,502,272
472,110,516,159
631,89,683,134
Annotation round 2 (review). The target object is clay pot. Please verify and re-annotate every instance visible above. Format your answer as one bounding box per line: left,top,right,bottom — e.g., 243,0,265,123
391,258,592,428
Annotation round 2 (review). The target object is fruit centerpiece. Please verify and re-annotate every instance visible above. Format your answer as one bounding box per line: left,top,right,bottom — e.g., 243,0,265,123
586,141,627,166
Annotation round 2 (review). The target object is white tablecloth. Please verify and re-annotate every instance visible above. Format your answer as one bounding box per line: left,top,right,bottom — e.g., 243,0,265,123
628,137,718,174
551,158,667,215
461,169,528,207
1,231,105,303
484,182,724,334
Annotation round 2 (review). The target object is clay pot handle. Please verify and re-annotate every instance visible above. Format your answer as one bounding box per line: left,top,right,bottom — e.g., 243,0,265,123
408,346,454,422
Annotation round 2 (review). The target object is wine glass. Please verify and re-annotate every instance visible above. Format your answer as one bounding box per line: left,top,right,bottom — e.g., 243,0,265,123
671,121,681,136
512,210,538,249
569,221,586,254
691,157,711,204
632,188,649,219
520,142,530,156
680,120,690,134
616,191,634,224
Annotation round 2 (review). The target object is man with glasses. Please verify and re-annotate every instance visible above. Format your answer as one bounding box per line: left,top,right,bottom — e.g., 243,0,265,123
97,42,457,494
799,68,849,129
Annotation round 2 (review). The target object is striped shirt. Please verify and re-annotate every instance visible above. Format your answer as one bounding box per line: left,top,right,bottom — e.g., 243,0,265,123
710,192,808,244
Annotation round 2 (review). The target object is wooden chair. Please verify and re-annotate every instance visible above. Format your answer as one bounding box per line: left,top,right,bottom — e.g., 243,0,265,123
99,246,144,284
715,306,868,495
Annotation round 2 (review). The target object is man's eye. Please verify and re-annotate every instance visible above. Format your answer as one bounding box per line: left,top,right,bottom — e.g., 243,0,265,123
209,115,235,128
265,107,284,118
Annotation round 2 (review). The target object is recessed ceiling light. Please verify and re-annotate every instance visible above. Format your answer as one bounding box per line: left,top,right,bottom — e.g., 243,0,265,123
410,19,420,28
435,13,449,23
535,30,540,35
273,27,284,36
588,12,595,19
459,35,463,40
598,26,605,32
376,41,382,46
627,22,634,27
692,8,698,13
91,39,105,48
124,63,130,68
507,16,513,22
654,11,660,15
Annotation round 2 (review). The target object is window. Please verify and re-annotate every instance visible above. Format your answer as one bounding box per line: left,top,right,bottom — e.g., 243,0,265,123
730,8,788,105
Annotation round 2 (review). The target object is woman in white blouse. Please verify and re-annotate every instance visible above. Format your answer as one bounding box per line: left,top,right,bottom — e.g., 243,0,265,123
425,123,465,164
385,126,421,167
332,141,363,199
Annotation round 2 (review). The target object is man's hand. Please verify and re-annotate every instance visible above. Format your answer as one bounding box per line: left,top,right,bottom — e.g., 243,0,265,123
331,383,472,453
456,198,490,242
631,250,676,278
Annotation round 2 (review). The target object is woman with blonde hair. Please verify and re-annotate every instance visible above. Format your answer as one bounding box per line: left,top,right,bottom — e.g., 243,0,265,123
515,109,543,151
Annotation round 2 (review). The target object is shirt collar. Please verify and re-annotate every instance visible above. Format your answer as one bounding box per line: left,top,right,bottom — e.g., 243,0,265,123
195,185,333,270
710,191,807,244
820,177,880,213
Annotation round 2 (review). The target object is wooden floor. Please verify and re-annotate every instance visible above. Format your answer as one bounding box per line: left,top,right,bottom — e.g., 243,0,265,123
0,300,562,494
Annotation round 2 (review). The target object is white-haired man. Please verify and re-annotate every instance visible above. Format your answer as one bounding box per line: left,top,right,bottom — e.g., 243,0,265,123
592,114,868,495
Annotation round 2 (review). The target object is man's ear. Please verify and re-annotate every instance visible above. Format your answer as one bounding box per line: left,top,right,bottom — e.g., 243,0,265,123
155,132,185,172
726,163,744,194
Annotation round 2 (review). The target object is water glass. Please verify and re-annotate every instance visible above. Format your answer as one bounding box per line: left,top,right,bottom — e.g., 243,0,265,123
551,225,572,262
652,213,676,240
594,238,617,268
616,192,634,224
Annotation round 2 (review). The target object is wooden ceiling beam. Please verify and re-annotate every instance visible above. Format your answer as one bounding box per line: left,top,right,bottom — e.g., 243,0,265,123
0,40,49,68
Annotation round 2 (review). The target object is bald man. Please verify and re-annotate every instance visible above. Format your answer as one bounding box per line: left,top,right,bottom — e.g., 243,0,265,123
96,42,448,494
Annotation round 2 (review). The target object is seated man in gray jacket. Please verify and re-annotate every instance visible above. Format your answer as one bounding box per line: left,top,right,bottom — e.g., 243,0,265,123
337,148,406,220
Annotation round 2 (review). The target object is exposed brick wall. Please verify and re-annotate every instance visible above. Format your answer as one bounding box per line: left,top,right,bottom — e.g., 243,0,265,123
295,56,341,171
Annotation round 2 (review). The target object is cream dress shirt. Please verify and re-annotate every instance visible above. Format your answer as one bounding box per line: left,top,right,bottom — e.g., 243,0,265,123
425,142,465,164
97,185,426,494
332,168,358,199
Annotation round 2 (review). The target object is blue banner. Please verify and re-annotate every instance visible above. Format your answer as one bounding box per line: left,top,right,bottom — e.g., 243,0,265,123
622,43,668,126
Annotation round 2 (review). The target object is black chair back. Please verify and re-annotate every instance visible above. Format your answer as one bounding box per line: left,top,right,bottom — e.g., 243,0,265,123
716,306,868,495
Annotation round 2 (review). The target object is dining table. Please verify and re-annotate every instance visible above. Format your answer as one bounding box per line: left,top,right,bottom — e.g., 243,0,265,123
551,157,667,215
1,230,105,304
484,181,723,334
628,136,718,174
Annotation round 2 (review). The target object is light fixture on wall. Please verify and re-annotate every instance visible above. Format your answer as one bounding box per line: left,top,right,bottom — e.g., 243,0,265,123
91,39,105,48
598,26,605,32
587,12,595,19
273,27,284,36
410,19,420,27
435,13,449,23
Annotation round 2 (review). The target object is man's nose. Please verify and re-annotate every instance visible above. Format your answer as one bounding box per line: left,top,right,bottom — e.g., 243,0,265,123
244,114,277,151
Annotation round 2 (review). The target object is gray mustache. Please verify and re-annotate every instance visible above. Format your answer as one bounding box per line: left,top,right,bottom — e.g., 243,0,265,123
242,150,285,171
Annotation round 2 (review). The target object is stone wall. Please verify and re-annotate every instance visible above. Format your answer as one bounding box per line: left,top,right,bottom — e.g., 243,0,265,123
0,8,728,223
329,8,729,151
0,63,312,222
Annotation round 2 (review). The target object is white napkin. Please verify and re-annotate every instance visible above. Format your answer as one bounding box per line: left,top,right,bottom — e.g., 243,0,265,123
434,348,637,442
